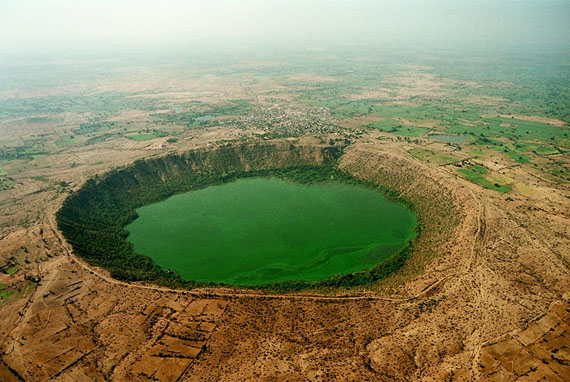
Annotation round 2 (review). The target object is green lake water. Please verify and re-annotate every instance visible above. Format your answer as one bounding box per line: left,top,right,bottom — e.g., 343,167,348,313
126,177,417,286
429,134,469,143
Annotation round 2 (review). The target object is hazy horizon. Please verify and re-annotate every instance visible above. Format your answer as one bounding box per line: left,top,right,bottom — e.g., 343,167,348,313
1,0,569,58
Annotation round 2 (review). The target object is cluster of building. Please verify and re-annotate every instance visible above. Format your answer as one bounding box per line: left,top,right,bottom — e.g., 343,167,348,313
224,105,343,138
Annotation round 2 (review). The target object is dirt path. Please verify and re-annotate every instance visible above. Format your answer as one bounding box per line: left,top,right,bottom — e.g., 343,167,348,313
4,255,66,366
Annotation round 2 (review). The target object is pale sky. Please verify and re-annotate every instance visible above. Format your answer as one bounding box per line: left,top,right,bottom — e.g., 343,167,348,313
1,0,569,55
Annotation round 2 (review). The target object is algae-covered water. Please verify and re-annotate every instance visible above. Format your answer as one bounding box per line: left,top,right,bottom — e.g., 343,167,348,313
126,177,416,286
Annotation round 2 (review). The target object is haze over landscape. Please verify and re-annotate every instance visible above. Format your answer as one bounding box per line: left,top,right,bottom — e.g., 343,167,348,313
0,1,569,381
1,0,569,56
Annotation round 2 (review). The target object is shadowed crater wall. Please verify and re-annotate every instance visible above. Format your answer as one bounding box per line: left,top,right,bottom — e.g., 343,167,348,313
56,142,459,290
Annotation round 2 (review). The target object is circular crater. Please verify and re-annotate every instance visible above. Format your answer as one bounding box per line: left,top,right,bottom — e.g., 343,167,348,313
56,143,440,290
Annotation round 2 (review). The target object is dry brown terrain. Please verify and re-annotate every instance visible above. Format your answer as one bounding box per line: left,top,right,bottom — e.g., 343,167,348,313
0,59,569,381
0,126,568,381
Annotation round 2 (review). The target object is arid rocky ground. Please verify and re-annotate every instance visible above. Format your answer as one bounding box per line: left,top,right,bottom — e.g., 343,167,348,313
0,129,568,381
0,58,569,381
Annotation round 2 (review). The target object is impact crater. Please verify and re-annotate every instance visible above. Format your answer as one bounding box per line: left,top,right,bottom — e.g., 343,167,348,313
56,142,458,290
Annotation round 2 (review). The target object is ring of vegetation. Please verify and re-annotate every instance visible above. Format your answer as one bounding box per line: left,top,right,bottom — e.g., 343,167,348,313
56,143,456,291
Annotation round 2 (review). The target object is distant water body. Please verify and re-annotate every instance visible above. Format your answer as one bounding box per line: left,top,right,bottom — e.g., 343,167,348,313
429,134,469,143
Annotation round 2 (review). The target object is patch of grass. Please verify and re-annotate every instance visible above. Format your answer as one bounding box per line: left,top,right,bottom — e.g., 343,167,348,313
373,104,447,122
535,145,559,155
125,129,168,141
366,120,428,136
448,117,570,150
492,176,511,186
74,121,117,135
126,133,157,141
331,100,381,119
458,167,511,193
468,149,485,158
547,166,570,181
494,144,535,164
471,164,487,174
513,143,539,153
366,119,401,132
507,152,531,163
0,181,15,191
4,266,19,276
0,282,37,307
393,126,429,137
55,135,76,147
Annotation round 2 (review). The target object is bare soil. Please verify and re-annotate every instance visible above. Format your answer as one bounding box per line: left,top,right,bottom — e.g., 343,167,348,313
1,130,569,381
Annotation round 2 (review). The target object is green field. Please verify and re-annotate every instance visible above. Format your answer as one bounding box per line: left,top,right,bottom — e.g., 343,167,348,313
366,120,429,136
0,282,36,307
393,126,429,137
126,133,158,141
55,135,76,146
458,165,512,193
4,266,19,276
126,177,417,286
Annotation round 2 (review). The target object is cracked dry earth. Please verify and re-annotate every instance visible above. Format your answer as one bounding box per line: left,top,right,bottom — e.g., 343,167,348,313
0,142,569,381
